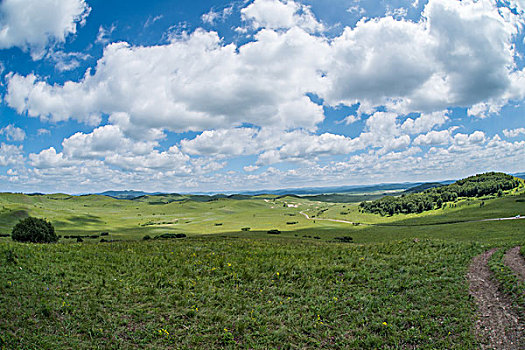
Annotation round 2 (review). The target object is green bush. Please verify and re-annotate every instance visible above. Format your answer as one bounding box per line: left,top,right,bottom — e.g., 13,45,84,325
11,217,58,243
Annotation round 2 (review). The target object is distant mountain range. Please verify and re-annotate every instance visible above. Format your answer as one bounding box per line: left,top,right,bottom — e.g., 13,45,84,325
96,172,524,200
97,190,166,199
97,181,445,200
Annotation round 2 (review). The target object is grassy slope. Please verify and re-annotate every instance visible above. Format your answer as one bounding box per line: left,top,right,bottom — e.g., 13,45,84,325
1,238,481,349
0,190,524,348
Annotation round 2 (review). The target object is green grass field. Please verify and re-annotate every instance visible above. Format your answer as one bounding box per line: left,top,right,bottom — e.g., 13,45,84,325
0,189,524,348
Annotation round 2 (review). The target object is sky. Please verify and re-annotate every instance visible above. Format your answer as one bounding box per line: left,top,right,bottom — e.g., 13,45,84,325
0,0,524,194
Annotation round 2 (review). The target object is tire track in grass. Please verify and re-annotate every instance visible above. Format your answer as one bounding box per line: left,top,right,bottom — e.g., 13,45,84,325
468,249,523,349
504,246,525,281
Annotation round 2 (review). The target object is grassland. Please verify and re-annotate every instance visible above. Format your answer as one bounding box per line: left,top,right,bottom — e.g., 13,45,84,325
0,186,524,348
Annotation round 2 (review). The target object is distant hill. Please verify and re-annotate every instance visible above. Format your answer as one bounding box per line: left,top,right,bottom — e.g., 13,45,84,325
96,181,452,200
512,172,525,180
403,182,444,194
235,182,428,196
98,190,166,199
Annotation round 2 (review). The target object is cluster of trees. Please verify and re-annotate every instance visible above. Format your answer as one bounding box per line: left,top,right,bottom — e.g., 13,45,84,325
359,172,521,216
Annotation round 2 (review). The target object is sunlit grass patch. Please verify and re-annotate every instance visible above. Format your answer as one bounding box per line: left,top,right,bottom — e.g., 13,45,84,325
0,238,482,349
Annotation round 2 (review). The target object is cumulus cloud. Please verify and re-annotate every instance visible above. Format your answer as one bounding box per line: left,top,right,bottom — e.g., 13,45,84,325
5,0,524,136
325,0,521,114
6,27,328,132
4,0,525,192
241,0,324,33
243,165,260,172
29,147,72,169
180,126,364,166
503,127,525,138
413,130,452,146
181,128,259,156
0,124,26,142
0,143,24,166
0,0,90,59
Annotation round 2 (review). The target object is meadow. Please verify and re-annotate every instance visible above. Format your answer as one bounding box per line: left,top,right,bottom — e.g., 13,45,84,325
0,185,524,348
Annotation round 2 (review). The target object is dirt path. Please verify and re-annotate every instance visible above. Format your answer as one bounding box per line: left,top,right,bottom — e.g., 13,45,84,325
468,249,523,349
299,211,362,225
299,211,524,227
504,246,525,281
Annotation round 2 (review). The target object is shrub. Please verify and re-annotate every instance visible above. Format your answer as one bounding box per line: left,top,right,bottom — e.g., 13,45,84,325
143,235,151,241
11,217,58,243
155,233,187,239
267,229,281,235
76,237,83,243
334,236,353,243
241,227,251,232
100,232,109,236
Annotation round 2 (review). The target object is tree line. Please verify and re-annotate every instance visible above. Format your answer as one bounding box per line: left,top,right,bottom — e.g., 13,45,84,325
359,172,522,216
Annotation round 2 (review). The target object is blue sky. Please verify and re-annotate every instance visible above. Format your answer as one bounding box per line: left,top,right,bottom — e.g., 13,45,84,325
0,0,524,194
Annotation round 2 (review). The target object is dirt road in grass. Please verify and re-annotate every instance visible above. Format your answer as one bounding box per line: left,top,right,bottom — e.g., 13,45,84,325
468,248,523,349
504,246,525,281
299,211,362,225
300,211,524,227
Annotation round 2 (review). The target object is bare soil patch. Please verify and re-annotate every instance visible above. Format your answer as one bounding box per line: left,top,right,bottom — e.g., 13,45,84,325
504,246,525,281
468,249,523,349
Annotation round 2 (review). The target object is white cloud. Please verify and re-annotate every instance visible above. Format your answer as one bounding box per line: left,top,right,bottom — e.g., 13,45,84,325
401,111,449,134
0,0,90,59
341,115,360,125
6,0,524,135
503,127,525,138
243,165,260,172
145,15,163,28
413,130,452,146
241,0,324,33
202,6,233,25
325,0,521,114
181,128,259,156
29,147,72,169
37,128,50,135
4,0,525,192
28,124,191,175
0,143,24,166
6,27,328,132
386,7,408,19
61,124,158,160
0,124,26,141
256,130,361,165
450,131,486,152
347,6,366,16
47,50,91,72
95,25,116,45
